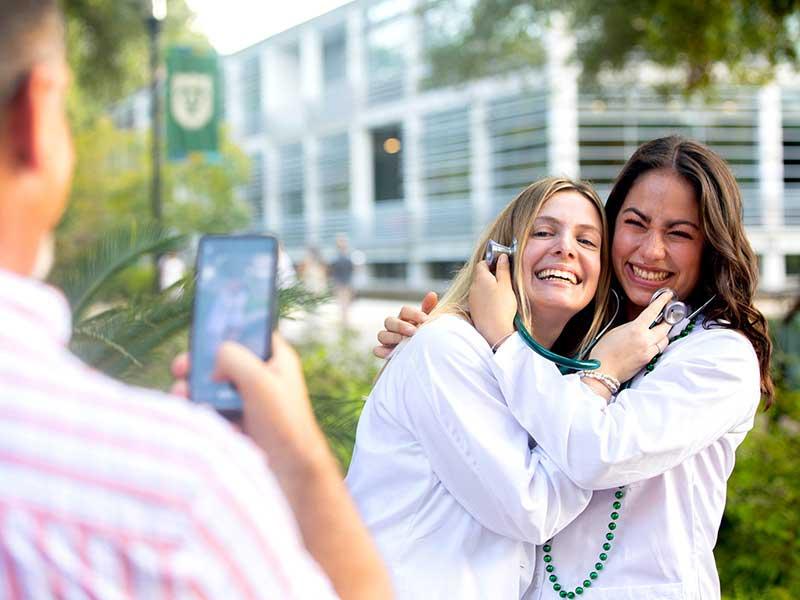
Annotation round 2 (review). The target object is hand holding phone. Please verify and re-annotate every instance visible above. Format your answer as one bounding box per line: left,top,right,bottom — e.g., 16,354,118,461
190,234,278,418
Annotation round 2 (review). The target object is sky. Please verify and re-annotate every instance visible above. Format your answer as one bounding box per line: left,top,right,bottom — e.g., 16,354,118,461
186,0,353,54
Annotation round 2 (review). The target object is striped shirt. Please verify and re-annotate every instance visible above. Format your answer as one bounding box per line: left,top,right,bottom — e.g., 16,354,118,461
0,268,338,599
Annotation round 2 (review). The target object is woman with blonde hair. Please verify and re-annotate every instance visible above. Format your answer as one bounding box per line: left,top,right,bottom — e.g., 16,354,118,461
378,136,771,599
346,177,671,599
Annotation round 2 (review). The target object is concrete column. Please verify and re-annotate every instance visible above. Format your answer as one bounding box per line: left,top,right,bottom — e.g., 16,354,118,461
347,6,366,109
263,46,279,114
758,83,786,291
350,125,373,245
470,98,491,233
304,136,321,244
546,13,579,178
405,112,425,287
301,28,323,105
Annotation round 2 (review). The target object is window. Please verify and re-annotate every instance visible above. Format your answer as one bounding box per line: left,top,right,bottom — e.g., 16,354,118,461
323,27,347,88
782,87,800,188
786,255,800,276
421,107,470,203
241,54,262,135
488,92,549,213
365,0,410,104
370,262,407,280
279,143,304,216
428,260,464,281
578,87,760,224
246,152,264,224
372,125,404,202
320,133,350,211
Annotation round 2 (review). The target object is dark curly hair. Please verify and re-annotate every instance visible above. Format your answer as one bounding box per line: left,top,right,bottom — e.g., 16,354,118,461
605,136,774,408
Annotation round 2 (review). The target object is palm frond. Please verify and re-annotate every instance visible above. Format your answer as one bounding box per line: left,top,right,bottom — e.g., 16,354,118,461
53,222,186,320
278,283,329,319
70,280,193,378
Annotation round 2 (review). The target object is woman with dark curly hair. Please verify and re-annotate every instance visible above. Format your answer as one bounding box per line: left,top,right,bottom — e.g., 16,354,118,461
378,136,772,599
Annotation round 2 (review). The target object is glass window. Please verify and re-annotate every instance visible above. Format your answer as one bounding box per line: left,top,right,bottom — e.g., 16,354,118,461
370,262,407,280
365,0,409,104
422,106,470,202
428,260,464,281
246,151,264,224
323,27,347,87
372,125,404,202
786,254,800,276
320,133,350,211
241,54,262,136
279,143,304,216
782,87,800,188
578,87,760,224
488,92,549,214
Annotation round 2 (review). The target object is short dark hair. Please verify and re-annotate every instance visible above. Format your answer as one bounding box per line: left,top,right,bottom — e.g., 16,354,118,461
0,0,64,103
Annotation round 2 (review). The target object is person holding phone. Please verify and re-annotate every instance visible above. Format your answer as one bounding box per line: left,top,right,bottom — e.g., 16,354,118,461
345,177,673,599
375,136,771,599
0,3,391,598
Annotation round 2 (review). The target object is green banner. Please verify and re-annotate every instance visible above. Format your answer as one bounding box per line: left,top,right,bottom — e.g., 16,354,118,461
166,46,221,161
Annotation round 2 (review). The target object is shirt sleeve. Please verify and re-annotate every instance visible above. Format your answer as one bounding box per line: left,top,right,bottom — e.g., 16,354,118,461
402,319,592,544
489,326,761,490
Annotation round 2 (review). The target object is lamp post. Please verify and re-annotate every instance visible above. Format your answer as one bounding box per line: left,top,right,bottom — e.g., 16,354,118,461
145,0,167,226
144,0,167,288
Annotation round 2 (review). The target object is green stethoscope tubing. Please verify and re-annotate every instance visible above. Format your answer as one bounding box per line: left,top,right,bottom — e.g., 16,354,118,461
513,313,601,374
511,290,624,374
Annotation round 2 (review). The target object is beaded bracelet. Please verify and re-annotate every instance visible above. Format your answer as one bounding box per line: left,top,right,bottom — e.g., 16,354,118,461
577,370,621,395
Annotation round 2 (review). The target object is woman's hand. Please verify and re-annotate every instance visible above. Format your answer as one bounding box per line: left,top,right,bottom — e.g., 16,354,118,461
468,254,517,348
588,292,674,384
373,291,438,358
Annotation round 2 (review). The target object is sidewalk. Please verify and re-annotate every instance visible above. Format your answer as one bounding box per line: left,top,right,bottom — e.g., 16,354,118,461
280,297,409,356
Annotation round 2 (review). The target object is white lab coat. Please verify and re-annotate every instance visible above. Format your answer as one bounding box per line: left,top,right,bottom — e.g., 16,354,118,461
346,315,593,599
489,316,761,600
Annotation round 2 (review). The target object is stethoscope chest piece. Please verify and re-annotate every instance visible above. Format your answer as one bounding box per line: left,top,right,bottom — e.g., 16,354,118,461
485,238,517,271
649,287,688,326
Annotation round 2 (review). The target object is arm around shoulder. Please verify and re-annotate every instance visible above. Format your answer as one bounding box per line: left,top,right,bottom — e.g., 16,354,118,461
489,326,761,489
401,318,592,543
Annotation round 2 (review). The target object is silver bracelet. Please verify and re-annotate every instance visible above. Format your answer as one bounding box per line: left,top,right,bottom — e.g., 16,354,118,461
491,332,515,353
578,370,621,395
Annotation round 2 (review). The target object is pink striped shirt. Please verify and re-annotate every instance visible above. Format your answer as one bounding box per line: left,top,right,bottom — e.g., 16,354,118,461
0,268,338,599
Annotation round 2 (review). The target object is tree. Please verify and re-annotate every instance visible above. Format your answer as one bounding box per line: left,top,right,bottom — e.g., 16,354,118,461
63,0,207,117
422,0,800,92
56,116,252,277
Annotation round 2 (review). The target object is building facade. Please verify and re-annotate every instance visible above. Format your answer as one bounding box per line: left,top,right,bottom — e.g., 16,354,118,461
118,0,800,295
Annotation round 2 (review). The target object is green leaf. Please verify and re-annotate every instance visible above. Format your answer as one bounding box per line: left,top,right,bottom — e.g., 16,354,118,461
52,222,186,321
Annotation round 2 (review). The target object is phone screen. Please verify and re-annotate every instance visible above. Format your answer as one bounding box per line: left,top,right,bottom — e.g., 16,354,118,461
190,234,278,416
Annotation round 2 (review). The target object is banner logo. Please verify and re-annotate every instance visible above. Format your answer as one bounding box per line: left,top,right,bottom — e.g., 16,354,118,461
171,73,214,131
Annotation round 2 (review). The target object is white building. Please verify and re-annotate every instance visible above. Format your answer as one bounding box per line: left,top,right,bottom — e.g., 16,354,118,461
116,0,800,297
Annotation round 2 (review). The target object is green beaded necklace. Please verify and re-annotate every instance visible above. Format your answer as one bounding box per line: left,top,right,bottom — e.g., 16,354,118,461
643,317,697,375
542,317,697,597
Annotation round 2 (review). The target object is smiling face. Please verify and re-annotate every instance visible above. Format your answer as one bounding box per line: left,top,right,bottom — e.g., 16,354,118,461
521,190,603,323
612,169,704,317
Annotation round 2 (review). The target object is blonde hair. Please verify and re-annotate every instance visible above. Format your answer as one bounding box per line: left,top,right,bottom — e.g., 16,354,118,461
431,177,611,357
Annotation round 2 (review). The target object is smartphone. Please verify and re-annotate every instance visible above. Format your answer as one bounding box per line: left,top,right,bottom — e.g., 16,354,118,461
190,234,278,418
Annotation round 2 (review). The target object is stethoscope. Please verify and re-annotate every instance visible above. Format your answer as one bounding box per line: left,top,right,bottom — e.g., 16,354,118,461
485,238,715,374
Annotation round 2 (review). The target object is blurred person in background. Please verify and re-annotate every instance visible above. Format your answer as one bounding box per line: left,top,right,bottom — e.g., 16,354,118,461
375,137,772,599
0,2,390,598
301,245,328,295
330,233,355,327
